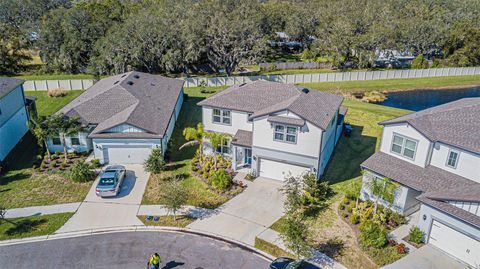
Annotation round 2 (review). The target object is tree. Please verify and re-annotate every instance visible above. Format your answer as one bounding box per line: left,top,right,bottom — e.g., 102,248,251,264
344,179,362,209
363,172,398,214
180,123,206,164
31,117,53,162
281,173,305,214
205,132,230,170
144,148,165,174
160,177,188,223
280,211,312,259
45,113,82,161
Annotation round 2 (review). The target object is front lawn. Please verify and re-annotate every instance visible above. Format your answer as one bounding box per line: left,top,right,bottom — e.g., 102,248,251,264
138,215,196,228
25,90,84,117
0,213,73,241
254,237,295,259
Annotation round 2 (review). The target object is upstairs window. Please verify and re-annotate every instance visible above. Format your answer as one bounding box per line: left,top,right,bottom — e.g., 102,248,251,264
446,150,459,168
391,134,417,160
52,137,62,145
274,124,297,144
212,108,231,125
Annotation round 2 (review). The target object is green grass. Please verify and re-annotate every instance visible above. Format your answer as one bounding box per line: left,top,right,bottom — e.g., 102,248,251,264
254,237,295,258
300,75,480,93
0,213,73,241
138,215,196,228
26,90,84,117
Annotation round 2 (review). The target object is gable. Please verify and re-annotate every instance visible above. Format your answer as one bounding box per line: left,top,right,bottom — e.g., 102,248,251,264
104,124,146,133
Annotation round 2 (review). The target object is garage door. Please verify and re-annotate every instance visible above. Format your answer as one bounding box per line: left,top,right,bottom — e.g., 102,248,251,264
429,220,480,267
259,158,310,181
104,146,152,164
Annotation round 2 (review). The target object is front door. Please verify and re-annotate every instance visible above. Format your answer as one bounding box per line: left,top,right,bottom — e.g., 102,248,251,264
244,148,252,165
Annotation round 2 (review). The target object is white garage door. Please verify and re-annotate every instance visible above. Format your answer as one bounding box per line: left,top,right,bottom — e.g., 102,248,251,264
104,146,152,164
429,220,480,267
259,158,310,181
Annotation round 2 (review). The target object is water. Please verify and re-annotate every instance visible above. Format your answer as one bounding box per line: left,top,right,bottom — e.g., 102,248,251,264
378,87,480,111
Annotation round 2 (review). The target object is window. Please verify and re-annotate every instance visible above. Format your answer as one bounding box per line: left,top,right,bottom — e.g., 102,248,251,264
446,150,459,168
52,137,61,145
71,137,80,145
216,139,231,154
212,108,231,125
390,134,417,159
274,124,297,143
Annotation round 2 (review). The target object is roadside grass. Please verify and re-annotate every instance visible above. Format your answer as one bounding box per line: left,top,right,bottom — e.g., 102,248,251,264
0,213,73,241
254,237,295,259
137,215,196,228
300,74,480,93
25,90,84,117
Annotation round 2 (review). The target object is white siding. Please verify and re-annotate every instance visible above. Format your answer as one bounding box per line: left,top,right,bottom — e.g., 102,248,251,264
47,132,92,153
104,124,146,133
430,142,480,183
380,123,432,167
202,107,252,135
252,111,322,158
93,138,161,164
448,201,480,217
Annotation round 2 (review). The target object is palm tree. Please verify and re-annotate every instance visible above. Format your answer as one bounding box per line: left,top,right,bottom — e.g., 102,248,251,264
363,173,398,214
31,119,52,162
179,123,206,164
205,132,231,170
46,113,82,161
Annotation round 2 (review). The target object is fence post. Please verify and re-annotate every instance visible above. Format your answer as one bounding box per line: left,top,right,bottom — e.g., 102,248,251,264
33,81,37,91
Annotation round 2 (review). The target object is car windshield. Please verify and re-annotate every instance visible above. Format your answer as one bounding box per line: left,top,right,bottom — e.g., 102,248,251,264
99,177,115,186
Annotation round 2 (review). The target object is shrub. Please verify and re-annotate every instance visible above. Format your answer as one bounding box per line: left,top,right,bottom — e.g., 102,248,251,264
47,88,68,97
396,243,407,254
389,212,406,227
90,159,101,168
144,148,165,174
412,55,429,69
346,204,354,213
61,161,69,168
359,220,388,248
360,207,374,223
51,160,58,167
40,162,47,169
349,212,360,224
67,152,77,159
51,153,59,160
210,168,232,190
68,161,95,182
388,239,397,247
341,212,349,218
339,203,345,210
408,226,424,244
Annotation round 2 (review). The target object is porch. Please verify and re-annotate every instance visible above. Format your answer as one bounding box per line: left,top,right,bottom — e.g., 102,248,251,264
231,130,253,171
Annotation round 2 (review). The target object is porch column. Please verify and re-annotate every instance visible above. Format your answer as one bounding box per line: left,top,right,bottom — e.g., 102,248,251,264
232,146,237,170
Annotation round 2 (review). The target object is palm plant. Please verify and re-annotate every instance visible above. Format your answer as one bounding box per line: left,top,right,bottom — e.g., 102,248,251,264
363,173,398,214
205,132,231,170
46,113,82,161
179,123,206,164
30,117,53,162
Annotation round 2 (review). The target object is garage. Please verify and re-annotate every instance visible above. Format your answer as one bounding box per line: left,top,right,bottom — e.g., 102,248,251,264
258,158,311,181
103,146,153,164
428,220,480,267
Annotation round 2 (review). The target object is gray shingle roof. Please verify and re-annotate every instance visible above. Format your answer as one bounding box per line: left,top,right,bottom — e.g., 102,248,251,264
59,71,184,138
197,81,343,130
0,77,24,99
231,130,253,147
361,152,480,227
380,98,480,153
267,115,305,126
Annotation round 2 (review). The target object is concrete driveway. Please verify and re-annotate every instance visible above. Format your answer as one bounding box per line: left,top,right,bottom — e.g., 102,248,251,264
382,244,469,269
187,176,285,245
56,164,149,233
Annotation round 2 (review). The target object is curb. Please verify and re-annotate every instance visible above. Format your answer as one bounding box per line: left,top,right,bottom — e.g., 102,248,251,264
0,225,275,262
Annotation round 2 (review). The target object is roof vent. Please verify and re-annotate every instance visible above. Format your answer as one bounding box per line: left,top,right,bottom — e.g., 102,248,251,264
151,83,156,86
302,88,310,94
133,75,140,79
127,81,134,85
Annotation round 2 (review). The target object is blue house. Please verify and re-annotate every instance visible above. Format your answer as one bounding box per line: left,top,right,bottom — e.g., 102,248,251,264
0,78,29,161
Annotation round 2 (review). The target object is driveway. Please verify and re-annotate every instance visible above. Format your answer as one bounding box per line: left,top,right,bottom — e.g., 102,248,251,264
187,176,285,245
56,164,149,233
382,244,469,269
0,231,270,269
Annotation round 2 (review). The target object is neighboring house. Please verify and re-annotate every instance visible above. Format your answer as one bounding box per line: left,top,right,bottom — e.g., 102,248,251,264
360,98,480,267
198,80,346,180
47,71,184,164
0,78,29,161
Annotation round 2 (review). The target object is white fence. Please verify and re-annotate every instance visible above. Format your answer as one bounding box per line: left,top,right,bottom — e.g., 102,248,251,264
22,67,480,91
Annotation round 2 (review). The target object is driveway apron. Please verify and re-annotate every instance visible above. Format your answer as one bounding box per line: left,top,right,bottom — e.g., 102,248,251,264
187,177,286,245
56,164,149,233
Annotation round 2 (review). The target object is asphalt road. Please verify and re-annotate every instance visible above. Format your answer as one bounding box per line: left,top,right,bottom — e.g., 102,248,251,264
0,231,271,269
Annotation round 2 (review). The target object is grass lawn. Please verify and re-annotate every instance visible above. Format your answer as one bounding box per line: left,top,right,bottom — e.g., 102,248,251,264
0,213,73,241
300,74,480,93
138,215,196,228
255,237,295,259
25,90,84,117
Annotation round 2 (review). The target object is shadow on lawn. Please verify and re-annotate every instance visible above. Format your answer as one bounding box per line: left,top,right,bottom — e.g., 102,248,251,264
0,171,31,186
316,237,345,259
323,125,377,184
164,162,186,171
5,218,47,236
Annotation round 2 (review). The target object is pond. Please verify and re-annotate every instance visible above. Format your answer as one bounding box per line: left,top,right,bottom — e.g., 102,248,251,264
378,87,480,111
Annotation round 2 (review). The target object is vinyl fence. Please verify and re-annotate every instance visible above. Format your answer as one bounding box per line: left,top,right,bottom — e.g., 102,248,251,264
22,67,480,91
259,61,331,70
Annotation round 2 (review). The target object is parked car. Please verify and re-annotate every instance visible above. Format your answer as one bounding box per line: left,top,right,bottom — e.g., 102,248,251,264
95,165,126,197
269,257,321,269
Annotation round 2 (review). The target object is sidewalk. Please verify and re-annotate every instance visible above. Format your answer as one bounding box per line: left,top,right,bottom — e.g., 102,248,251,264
4,203,81,219
137,205,215,219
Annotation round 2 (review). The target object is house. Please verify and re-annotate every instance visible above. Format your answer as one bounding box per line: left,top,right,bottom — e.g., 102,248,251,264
197,80,346,180
48,71,184,164
0,78,30,162
360,98,480,267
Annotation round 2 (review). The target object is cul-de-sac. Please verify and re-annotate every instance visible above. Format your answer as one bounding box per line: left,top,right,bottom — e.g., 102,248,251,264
0,1,479,269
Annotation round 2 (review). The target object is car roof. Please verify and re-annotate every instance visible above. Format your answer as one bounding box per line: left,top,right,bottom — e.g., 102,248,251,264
101,171,117,178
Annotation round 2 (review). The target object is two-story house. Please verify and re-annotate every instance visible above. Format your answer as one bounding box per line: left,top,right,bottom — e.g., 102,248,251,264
198,81,346,180
0,78,30,161
360,98,480,267
48,72,184,164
